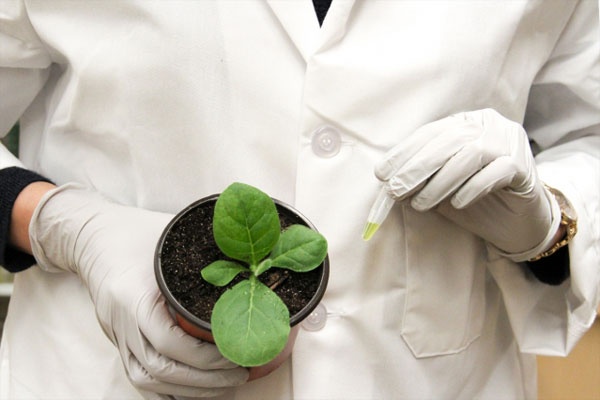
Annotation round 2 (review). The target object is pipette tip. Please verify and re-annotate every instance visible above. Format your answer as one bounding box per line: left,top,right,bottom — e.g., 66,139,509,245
362,222,380,241
362,187,394,241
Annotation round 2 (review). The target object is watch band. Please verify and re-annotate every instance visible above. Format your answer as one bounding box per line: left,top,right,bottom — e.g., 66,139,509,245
528,185,577,262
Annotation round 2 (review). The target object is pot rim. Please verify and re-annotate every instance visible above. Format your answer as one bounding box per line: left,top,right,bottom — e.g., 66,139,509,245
154,193,330,333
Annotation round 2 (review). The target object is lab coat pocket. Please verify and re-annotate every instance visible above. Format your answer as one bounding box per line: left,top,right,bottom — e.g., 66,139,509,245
400,207,486,358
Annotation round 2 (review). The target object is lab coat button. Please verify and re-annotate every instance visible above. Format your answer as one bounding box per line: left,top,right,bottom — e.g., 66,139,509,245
311,126,341,158
301,303,327,331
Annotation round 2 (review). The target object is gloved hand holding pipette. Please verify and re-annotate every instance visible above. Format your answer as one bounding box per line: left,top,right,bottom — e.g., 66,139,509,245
364,108,562,262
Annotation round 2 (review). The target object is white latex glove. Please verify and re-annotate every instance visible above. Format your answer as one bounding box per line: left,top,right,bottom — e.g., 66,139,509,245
29,184,249,399
375,108,560,261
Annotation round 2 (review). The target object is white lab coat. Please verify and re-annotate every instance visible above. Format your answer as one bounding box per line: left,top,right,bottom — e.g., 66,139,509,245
1,1,599,399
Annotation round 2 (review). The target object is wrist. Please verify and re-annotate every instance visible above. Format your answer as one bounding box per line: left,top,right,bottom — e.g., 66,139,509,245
10,181,57,254
547,224,567,250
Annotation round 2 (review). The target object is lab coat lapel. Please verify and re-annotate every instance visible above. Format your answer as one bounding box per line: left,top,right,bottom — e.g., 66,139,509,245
266,0,357,61
316,0,357,53
266,0,321,61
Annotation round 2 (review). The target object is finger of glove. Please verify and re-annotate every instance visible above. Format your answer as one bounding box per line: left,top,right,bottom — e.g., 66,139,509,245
374,115,465,181
450,156,519,209
128,356,233,399
172,396,208,400
137,290,243,372
124,326,249,389
135,389,174,400
386,122,481,201
410,140,499,210
106,286,248,389
113,333,239,397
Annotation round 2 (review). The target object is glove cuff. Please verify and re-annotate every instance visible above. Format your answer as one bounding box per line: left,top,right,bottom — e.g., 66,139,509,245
29,183,100,273
490,185,561,262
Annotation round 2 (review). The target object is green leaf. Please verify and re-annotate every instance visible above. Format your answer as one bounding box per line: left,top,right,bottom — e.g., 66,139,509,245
270,225,328,272
211,278,290,367
201,261,247,287
213,183,281,265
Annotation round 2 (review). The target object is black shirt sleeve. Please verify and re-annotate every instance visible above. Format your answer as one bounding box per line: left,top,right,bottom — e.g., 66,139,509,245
525,245,570,286
0,167,53,272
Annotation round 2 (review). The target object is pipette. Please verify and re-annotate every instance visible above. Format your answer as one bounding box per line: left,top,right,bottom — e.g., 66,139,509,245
362,186,395,241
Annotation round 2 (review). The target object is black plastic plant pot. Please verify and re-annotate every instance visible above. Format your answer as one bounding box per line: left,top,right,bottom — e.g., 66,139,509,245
155,194,330,381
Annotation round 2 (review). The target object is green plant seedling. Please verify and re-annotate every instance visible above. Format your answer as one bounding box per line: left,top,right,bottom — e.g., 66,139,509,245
201,182,328,367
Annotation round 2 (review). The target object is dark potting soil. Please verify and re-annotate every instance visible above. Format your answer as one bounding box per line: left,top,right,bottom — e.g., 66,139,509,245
159,200,323,325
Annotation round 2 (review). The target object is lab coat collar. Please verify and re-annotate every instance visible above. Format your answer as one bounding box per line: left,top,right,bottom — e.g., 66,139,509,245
266,0,357,61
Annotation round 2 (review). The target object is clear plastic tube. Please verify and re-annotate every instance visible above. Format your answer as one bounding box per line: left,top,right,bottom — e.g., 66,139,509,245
362,186,395,241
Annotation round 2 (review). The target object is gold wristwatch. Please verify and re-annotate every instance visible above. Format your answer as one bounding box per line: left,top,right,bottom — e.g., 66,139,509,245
528,185,578,262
